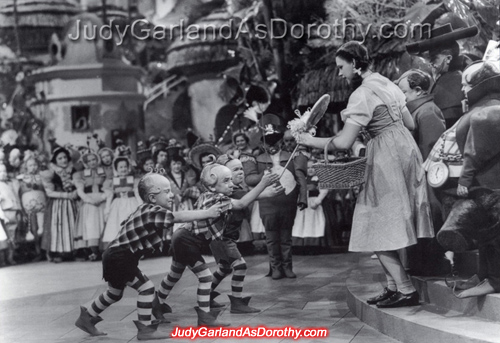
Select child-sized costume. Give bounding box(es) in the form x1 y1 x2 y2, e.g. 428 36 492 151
101 174 140 249
73 153 107 260
242 114 308 280
155 191 231 326
292 174 327 245
41 154 78 261
75 203 174 340
208 184 261 313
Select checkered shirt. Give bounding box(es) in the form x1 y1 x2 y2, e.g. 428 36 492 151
108 203 174 253
192 191 231 240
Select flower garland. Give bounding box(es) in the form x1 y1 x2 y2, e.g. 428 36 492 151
287 108 316 144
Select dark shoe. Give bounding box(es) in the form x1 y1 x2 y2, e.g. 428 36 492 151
75 306 107 336
376 291 420 308
152 293 172 323
210 291 225 308
194 306 230 327
228 295 261 314
367 287 396 305
133 320 170 340
271 269 284 280
283 268 296 279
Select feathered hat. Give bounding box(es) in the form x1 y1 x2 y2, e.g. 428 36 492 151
259 114 285 146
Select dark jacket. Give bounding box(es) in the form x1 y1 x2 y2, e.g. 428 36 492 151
431 70 464 129
406 94 446 160
456 76 500 190
241 150 307 215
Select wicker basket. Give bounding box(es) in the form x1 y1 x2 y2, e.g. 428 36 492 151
312 138 367 189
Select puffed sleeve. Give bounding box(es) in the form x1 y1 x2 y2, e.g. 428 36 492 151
40 170 66 199
340 87 373 127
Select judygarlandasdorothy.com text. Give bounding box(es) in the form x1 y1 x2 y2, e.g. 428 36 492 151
68 18 431 46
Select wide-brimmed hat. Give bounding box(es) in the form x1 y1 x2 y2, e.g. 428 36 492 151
150 139 168 155
166 146 182 159
189 143 222 170
406 23 478 55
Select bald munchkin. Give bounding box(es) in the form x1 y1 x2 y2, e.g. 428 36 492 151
138 173 170 202
200 164 231 190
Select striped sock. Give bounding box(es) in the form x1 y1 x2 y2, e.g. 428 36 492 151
231 259 247 298
158 261 186 304
88 285 124 317
211 263 232 291
127 273 155 325
189 263 212 312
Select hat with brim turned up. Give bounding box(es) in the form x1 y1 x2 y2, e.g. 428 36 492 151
189 143 222 170
406 23 479 55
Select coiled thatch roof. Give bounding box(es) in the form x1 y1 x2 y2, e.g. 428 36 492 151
0 0 81 28
165 9 239 76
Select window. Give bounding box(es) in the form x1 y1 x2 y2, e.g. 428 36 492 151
71 105 90 132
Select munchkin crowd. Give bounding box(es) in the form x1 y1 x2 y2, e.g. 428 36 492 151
0 19 500 341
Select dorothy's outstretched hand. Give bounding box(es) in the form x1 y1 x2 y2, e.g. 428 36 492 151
297 132 314 146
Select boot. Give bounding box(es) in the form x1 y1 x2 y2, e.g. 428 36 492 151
283 266 296 278
133 320 170 341
194 306 230 327
271 268 284 280
210 291 225 308
75 306 107 336
228 295 260 314
152 293 172 323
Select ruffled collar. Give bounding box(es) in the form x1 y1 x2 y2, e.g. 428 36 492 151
50 162 74 180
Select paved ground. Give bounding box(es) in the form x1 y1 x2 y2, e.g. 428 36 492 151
0 251 399 343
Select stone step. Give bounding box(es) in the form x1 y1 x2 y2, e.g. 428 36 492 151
347 254 500 343
412 275 500 323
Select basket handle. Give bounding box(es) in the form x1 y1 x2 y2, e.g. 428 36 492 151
323 137 336 164
323 136 351 164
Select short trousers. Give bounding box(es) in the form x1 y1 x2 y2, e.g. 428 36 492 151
102 246 141 288
169 228 208 267
210 239 242 265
